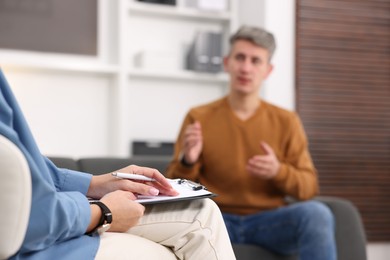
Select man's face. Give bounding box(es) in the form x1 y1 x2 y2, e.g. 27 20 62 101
224 39 273 95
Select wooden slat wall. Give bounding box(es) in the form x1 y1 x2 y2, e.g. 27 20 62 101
296 0 390 241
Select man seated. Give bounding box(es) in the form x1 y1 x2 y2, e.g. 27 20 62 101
167 26 336 260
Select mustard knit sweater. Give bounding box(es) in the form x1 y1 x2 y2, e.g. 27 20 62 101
167 96 319 215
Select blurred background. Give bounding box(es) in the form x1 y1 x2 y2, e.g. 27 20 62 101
0 0 389 259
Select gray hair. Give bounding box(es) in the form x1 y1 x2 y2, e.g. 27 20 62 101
229 25 276 60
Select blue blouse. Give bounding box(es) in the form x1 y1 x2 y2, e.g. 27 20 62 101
0 70 100 259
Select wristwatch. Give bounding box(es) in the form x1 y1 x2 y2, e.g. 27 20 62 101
89 200 112 234
179 152 195 167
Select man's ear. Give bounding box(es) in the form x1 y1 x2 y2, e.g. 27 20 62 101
223 56 229 72
264 63 274 79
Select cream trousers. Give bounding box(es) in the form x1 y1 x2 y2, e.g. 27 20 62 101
96 199 236 260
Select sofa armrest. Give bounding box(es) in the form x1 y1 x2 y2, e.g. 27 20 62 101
314 196 367 260
0 136 31 259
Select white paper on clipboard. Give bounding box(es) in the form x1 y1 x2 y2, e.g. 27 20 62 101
136 178 216 205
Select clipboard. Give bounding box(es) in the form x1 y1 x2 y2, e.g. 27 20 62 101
136 178 216 205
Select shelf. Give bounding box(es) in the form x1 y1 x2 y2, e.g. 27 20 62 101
128 2 231 22
2 62 119 75
0 50 118 74
128 68 229 83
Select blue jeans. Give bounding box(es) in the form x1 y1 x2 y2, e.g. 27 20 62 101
222 201 336 260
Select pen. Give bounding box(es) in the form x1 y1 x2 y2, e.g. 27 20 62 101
112 172 156 182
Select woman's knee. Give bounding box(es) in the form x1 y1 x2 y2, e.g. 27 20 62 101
202 198 220 212
197 199 223 219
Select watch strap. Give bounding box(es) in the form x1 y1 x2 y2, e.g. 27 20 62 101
89 200 112 234
179 152 195 168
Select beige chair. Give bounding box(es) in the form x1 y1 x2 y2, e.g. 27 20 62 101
0 135 31 259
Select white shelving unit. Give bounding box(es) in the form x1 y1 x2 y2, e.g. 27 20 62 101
123 0 237 77
128 0 233 21
128 68 229 82
0 0 238 157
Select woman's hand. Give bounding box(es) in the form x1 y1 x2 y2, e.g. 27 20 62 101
87 190 145 233
87 164 178 199
101 190 145 232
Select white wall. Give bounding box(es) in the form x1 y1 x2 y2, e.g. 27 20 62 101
367 243 390 260
239 0 296 111
3 68 114 157
262 0 296 111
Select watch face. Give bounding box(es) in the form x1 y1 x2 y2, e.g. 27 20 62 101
105 212 113 224
98 223 111 234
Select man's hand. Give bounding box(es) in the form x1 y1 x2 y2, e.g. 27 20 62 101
246 141 281 179
181 121 203 164
87 165 179 199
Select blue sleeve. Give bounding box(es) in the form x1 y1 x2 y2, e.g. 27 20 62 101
23 185 92 253
44 157 91 194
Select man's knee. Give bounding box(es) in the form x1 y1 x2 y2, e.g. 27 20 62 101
297 201 335 234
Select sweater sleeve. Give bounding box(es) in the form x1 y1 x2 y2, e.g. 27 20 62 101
271 113 319 200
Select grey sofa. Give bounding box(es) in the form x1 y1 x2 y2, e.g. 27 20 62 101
49 156 367 260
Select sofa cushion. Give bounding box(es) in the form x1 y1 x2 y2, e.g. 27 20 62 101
233 244 297 260
78 156 171 175
78 157 134 175
49 156 80 171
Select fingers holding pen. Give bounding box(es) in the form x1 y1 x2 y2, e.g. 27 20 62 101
114 165 179 197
